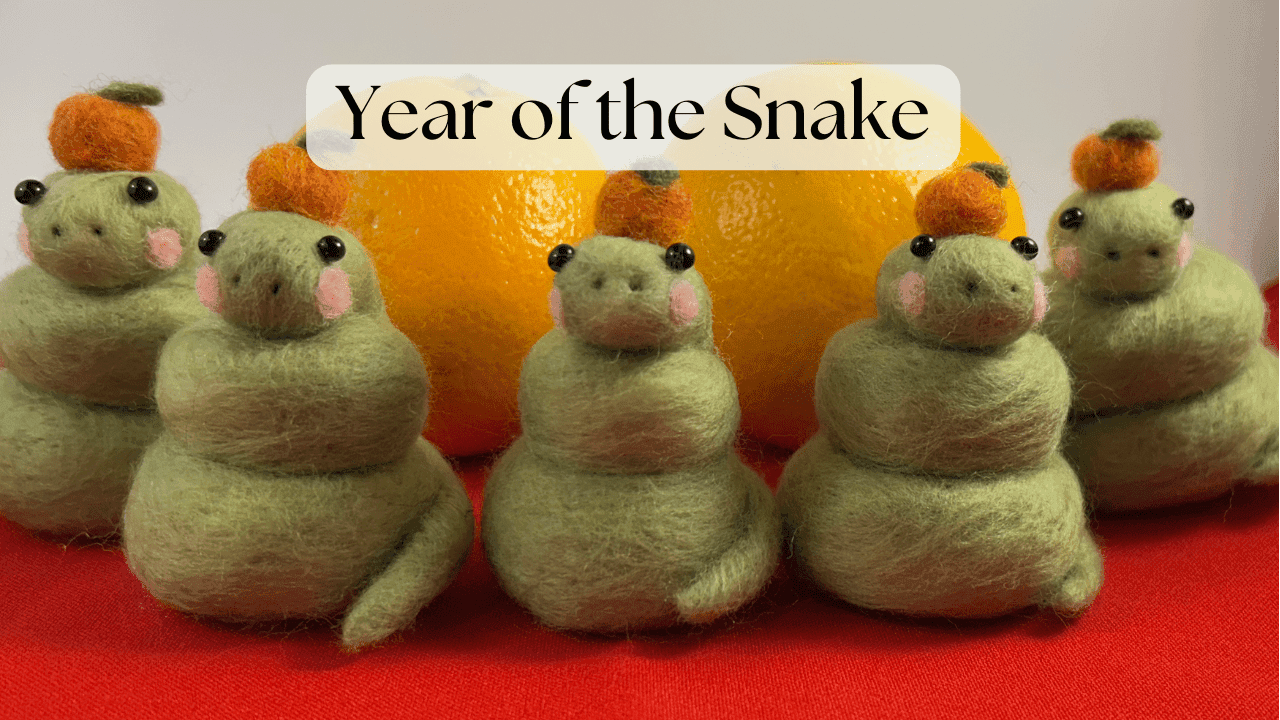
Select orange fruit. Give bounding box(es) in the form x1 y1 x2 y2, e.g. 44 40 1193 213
683 115 1026 449
307 77 606 457
343 170 605 457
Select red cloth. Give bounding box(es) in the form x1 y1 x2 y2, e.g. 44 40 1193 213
4 289 1278 719
1 446 1275 720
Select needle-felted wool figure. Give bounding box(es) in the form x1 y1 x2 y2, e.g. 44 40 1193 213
0 83 204 536
1041 119 1278 510
482 168 780 633
777 163 1104 619
121 140 473 651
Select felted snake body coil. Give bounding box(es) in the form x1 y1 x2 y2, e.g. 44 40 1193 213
483 172 779 632
778 164 1104 618
121 144 472 650
1041 119 1278 510
0 84 204 536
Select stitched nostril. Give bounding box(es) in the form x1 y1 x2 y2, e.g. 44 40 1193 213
51 226 61 237
1010 284 1019 293
1147 248 1161 258
1106 250 1120 261
92 226 103 236
232 274 241 287
592 276 604 290
965 281 978 295
271 283 281 296
628 277 644 292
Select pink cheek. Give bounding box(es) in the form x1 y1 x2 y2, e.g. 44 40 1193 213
898 271 926 317
146 228 183 270
669 280 700 326
195 265 222 314
1032 278 1048 325
548 287 563 327
17 224 33 262
1055 246 1081 279
315 267 353 320
1177 233 1193 268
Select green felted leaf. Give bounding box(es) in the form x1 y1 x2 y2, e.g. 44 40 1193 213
1098 118 1161 141
0 166 201 537
96 82 164 106
966 161 1009 188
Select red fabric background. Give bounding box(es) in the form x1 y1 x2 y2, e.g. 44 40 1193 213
2 288 1277 720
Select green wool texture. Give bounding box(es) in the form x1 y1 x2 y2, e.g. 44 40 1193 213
1043 183 1279 510
97 82 164 106
779 232 1103 618
157 313 426 474
636 169 680 187
1066 345 1278 509
817 320 1069 475
967 162 1010 188
207 211 383 338
0 265 205 409
1043 188 1265 411
483 234 780 633
122 210 471 650
782 433 1102 617
0 169 202 536
0 372 160 535
875 231 1044 349
125 435 470 642
1098 118 1161 141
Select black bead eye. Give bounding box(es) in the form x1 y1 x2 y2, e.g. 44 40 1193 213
1011 236 1038 260
126 176 159 204
14 179 46 205
198 230 225 256
1172 198 1194 220
909 234 935 259
664 243 695 271
548 244 574 272
1058 207 1084 230
317 235 346 263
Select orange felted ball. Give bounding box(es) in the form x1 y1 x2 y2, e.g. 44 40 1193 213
1070 119 1162 192
596 169 693 245
48 83 162 172
246 142 350 226
915 162 1009 238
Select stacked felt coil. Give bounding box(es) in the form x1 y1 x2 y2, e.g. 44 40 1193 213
778 163 1105 618
1041 119 1278 510
0 83 204 537
481 168 781 633
121 142 473 651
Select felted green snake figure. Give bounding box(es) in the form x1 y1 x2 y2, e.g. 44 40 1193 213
778 163 1104 619
482 170 780 633
1040 120 1278 510
121 142 473 651
0 83 205 536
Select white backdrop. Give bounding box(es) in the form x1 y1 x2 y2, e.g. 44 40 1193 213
0 0 1275 281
